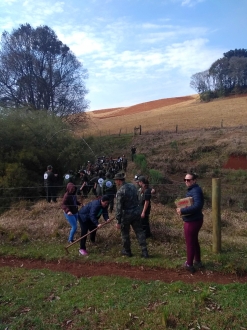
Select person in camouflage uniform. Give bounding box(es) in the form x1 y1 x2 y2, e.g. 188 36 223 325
113 172 149 258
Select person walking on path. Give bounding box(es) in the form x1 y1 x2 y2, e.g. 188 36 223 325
77 195 110 256
113 172 149 258
131 145 136 161
61 182 81 243
176 172 204 274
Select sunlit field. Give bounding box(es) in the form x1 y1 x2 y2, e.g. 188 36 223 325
81 94 247 136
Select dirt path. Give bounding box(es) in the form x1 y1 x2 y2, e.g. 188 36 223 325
1 256 246 284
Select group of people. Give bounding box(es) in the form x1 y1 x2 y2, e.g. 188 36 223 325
76 169 117 211
43 155 128 205
61 171 152 258
60 165 204 273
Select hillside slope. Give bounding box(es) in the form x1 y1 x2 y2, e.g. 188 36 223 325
80 94 247 136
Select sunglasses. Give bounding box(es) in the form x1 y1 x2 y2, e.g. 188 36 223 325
184 178 193 182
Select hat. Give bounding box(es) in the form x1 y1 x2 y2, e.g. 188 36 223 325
47 165 53 170
138 176 146 183
113 172 126 180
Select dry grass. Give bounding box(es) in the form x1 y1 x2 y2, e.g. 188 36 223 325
81 94 247 136
1 195 246 252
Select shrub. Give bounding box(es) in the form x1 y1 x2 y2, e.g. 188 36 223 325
148 169 163 184
134 154 147 173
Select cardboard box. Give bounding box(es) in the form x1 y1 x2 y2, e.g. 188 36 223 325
175 197 193 208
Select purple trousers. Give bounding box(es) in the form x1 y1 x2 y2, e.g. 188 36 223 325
184 219 203 266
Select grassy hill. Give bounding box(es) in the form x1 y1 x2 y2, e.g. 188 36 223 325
81 94 247 136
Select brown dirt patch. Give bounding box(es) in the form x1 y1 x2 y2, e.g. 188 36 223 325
92 96 195 119
223 155 247 170
1 256 246 284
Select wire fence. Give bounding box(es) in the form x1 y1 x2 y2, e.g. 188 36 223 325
83 122 247 138
1 180 247 212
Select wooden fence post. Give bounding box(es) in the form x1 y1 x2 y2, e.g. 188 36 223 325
212 178 221 253
139 125 142 135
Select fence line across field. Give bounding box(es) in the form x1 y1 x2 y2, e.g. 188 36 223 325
82 123 247 138
0 177 246 216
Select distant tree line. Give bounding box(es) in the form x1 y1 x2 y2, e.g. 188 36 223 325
190 49 247 101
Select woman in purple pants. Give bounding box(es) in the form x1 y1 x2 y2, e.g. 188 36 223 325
176 173 204 274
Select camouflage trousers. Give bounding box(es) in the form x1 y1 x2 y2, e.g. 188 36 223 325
120 214 147 253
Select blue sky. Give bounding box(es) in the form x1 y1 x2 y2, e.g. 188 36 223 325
0 0 246 111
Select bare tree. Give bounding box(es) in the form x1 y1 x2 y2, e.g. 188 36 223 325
190 70 212 93
0 24 89 117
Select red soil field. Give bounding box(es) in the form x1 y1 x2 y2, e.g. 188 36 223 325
92 96 194 119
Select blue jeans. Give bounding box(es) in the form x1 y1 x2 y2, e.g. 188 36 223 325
63 212 78 242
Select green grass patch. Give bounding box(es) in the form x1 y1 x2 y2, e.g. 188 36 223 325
1 267 247 329
134 154 147 173
149 169 163 184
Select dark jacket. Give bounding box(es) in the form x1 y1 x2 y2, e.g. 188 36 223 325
115 182 140 224
44 170 56 187
139 187 152 215
78 199 109 226
181 183 204 222
61 183 81 214
102 178 117 196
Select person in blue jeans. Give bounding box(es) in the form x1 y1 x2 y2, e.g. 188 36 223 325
61 182 81 243
176 172 204 274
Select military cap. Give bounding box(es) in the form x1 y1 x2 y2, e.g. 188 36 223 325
113 172 126 180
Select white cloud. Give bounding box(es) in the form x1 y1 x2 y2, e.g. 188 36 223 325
164 38 222 74
86 37 223 86
56 27 105 56
1 0 18 4
23 0 64 15
181 0 205 7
